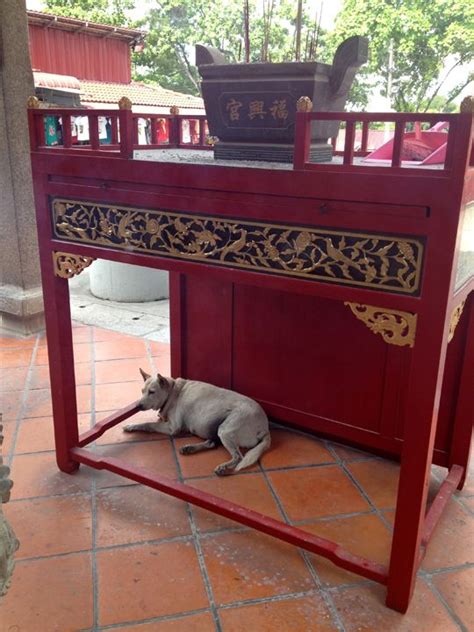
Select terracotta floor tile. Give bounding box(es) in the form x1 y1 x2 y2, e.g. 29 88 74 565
189 473 282 532
113 612 215 632
154 352 171 375
15 413 90 454
4 494 92 559
175 435 258 479
95 380 142 411
94 440 178 488
94 410 169 446
30 362 91 389
268 465 370 522
262 428 334 469
10 452 93 499
432 566 474 631
35 341 92 365
202 530 315 605
97 541 209 626
347 460 400 509
96 485 191 547
303 514 391 586
95 357 152 384
1 390 22 419
331 580 459 632
72 326 92 344
23 384 91 418
0 335 37 348
1 553 93 631
94 338 148 361
93 328 143 343
220 593 338 631
0 366 28 391
459 496 474 514
331 442 377 462
150 341 171 356
0 346 33 367
1 418 15 455
421 500 474 570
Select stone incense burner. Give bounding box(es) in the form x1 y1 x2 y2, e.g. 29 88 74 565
196 36 368 163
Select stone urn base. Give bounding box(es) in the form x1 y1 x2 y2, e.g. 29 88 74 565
214 140 333 163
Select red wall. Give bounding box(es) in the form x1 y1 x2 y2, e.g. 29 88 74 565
29 24 131 83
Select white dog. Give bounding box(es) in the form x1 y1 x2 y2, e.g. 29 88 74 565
124 370 271 476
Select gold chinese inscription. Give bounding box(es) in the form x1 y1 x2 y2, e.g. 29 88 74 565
224 95 291 125
226 98 243 121
448 300 466 343
53 252 95 279
52 199 424 294
345 303 417 348
269 99 289 120
248 100 267 120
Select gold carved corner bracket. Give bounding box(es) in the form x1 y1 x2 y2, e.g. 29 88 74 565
448 300 466 343
344 302 417 348
53 252 95 279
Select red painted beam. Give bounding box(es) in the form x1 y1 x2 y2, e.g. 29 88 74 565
420 464 464 559
77 402 140 447
70 446 389 584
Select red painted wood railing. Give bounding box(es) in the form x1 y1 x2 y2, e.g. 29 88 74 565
295 111 461 171
28 107 211 158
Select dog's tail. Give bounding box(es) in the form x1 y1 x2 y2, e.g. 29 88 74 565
235 432 271 472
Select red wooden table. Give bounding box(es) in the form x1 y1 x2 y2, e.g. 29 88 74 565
28 97 473 612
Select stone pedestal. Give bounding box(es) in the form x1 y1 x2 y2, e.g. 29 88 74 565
0 0 44 336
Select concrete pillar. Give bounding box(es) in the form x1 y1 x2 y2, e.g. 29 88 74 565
0 0 44 335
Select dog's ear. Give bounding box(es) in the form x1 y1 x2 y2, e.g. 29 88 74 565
139 368 151 382
157 373 166 387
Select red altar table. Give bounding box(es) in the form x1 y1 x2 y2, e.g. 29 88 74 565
28 96 473 613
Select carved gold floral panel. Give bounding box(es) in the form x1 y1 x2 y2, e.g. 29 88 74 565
52 198 424 294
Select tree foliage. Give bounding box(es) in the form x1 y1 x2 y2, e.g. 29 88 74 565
328 0 474 111
133 0 327 95
44 0 136 26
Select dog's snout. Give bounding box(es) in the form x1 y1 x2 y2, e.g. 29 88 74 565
137 402 144 411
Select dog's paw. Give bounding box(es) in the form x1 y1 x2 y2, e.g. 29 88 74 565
123 425 135 433
179 445 194 455
214 464 233 477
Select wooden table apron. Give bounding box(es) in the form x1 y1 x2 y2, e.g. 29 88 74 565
29 112 473 614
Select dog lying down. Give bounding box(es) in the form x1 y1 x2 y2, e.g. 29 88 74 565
124 369 271 476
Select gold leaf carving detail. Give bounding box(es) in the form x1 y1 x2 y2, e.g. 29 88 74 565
53 252 95 279
344 302 417 348
448 300 466 343
52 199 424 294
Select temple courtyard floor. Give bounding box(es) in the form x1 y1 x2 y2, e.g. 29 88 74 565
1 322 473 631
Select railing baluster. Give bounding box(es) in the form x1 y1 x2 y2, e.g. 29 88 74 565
361 120 369 153
343 120 356 165
293 112 311 169
391 120 405 167
89 115 100 149
111 116 119 144
62 114 72 148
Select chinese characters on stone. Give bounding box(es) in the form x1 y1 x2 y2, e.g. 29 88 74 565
225 98 289 122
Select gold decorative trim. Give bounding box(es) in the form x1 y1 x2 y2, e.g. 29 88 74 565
27 95 40 108
344 302 417 347
118 96 132 110
448 300 466 342
296 96 313 112
53 252 95 279
52 198 424 294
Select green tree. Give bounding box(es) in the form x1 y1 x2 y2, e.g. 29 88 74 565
44 0 136 27
328 0 474 112
133 0 328 95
